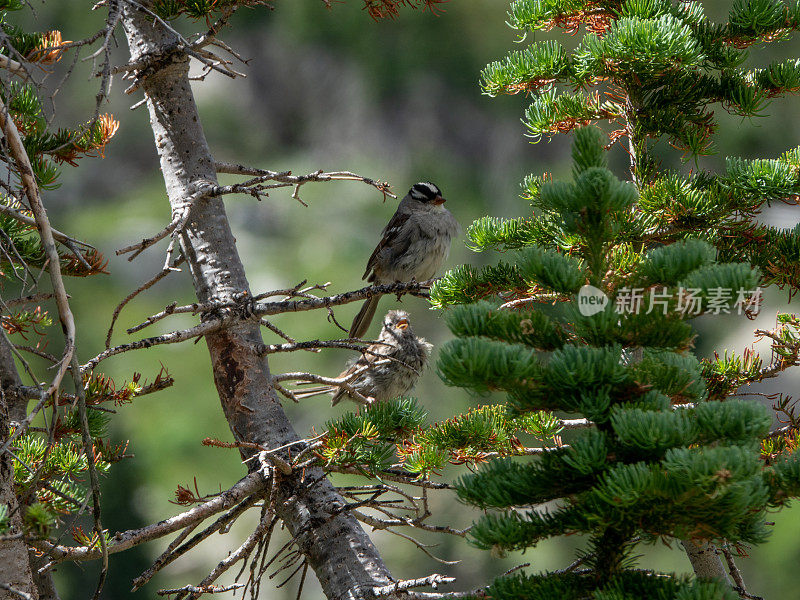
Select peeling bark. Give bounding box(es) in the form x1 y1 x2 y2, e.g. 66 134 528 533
120 4 397 598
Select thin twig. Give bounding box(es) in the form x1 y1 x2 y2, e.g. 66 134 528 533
723 544 763 600
119 0 243 83
215 162 395 202
115 207 187 259
70 350 110 600
157 584 244 596
105 256 185 347
260 319 319 353
351 508 468 538
0 200 95 250
327 466 454 489
256 338 373 355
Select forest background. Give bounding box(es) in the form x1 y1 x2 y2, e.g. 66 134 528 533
13 0 800 598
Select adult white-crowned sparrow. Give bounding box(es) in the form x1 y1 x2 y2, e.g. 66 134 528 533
348 181 459 339
296 310 432 405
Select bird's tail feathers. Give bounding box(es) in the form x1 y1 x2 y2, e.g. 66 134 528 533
330 389 348 406
292 386 336 400
349 296 381 339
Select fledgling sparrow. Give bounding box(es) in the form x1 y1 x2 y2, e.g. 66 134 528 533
296 310 432 405
348 182 459 339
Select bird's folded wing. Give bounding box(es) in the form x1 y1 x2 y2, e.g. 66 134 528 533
362 210 412 280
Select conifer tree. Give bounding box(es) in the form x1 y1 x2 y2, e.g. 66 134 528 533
426 0 800 593
432 126 800 599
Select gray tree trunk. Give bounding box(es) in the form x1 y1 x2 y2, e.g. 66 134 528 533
120 4 397 598
680 539 731 584
0 331 38 599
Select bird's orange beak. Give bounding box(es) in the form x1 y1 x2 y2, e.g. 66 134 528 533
432 195 446 205
396 319 409 330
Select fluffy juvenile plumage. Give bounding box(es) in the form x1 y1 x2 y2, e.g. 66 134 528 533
296 310 432 405
349 182 459 339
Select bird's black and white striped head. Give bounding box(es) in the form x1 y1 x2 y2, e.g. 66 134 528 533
409 182 445 205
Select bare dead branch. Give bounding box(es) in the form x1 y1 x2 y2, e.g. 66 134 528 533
115 206 188 259
132 522 200 591
273 381 301 403
132 492 264 591
253 279 432 316
403 589 487 599
189 7 240 55
372 574 456 596
497 294 563 310
0 90 113 597
82 280 433 371
215 162 395 202
82 319 220 371
351 508 468 538
256 338 372 355
34 471 267 565
85 0 122 121
260 318 321 354
752 318 800 382
13 344 59 363
118 0 244 86
186 48 245 79
157 583 244 596
70 349 113 598
722 543 763 600
127 280 331 336
380 526 458 565
256 449 293 476
179 481 278 600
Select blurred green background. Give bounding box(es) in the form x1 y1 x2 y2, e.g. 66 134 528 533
11 1 800 598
